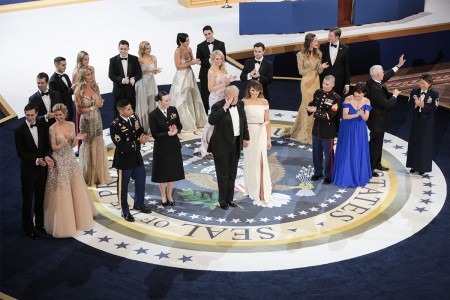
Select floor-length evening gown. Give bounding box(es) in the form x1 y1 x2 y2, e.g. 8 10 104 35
44 122 97 238
79 95 112 186
169 56 207 132
193 74 227 157
243 104 273 206
332 103 373 188
282 51 323 144
135 59 158 134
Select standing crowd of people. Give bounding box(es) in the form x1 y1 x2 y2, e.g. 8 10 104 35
15 25 439 240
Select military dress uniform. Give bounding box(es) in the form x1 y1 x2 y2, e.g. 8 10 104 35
307 89 340 182
110 113 149 218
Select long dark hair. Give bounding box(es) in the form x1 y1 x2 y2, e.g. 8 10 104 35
176 33 189 47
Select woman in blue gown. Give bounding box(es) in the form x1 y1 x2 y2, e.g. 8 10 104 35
332 82 372 188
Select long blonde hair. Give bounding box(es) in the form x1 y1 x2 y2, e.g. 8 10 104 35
210 50 227 74
138 41 150 57
76 66 99 97
76 50 89 69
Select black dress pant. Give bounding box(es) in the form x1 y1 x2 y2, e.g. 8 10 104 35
213 137 240 206
370 131 385 171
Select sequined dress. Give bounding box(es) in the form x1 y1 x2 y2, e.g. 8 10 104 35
44 122 97 238
282 52 323 144
135 59 158 134
169 55 207 131
79 95 112 186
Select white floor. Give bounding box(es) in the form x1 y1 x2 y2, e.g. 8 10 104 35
0 0 448 117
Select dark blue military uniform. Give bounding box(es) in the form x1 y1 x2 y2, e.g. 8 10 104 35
110 113 146 215
308 89 340 180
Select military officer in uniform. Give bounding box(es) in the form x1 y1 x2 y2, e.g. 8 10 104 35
307 75 340 184
110 100 151 222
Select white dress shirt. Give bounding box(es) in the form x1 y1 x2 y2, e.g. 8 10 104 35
229 106 240 136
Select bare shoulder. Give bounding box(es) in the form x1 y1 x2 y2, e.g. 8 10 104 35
344 95 353 103
364 97 371 105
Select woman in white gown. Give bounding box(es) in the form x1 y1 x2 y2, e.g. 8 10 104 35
194 50 236 157
243 80 273 206
169 33 207 132
135 41 160 134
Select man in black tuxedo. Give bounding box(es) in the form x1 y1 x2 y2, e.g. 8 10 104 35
15 103 54 239
29 72 61 127
208 85 250 210
110 100 151 222
49 57 76 121
196 25 227 113
367 55 405 177
319 27 350 133
240 42 273 102
319 27 351 97
109 40 142 118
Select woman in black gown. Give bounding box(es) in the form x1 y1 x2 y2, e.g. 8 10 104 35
149 91 185 206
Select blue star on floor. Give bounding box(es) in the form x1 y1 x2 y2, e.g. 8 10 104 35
423 190 435 196
273 113 283 117
134 247 149 255
179 255 193 263
420 199 432 205
115 242 129 249
155 252 170 259
83 229 97 236
423 182 434 187
384 139 392 143
393 145 404 150
415 207 427 213
98 235 112 243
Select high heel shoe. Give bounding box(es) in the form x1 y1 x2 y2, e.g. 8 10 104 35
161 198 168 207
167 197 175 206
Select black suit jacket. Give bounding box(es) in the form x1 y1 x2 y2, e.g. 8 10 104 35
196 39 226 81
319 42 350 95
15 121 51 175
240 58 273 100
49 73 73 119
207 99 250 155
366 69 397 132
110 113 145 170
108 54 142 98
28 89 61 124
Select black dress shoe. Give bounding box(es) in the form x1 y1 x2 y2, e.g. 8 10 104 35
410 168 416 173
133 206 152 213
311 175 323 181
219 203 229 210
228 202 237 207
323 178 332 184
419 172 425 175
372 172 379 177
121 213 135 222
168 200 175 206
161 200 168 207
36 226 46 233
375 165 389 171
28 232 39 240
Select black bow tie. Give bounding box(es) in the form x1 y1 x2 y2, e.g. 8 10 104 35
121 57 127 60
230 104 237 108
331 44 337 48
58 74 65 78
41 92 49 96
30 123 37 128
255 60 261 64
421 91 426 95
207 41 214 45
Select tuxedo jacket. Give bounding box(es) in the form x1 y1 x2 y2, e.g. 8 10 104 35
108 54 142 98
110 113 145 170
28 89 61 124
319 42 350 95
207 99 250 155
409 88 439 117
15 121 51 176
366 69 397 132
49 72 73 117
196 39 226 81
240 58 273 100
